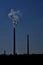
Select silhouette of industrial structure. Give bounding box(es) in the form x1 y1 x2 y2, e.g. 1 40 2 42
4 50 6 55
27 34 29 54
13 27 16 55
0 34 29 56
8 9 30 55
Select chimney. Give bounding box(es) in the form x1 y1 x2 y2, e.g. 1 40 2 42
27 34 29 54
13 27 16 55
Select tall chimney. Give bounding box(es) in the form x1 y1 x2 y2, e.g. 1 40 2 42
27 34 29 54
13 27 16 55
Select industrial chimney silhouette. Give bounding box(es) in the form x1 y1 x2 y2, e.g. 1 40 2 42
27 34 29 54
8 9 21 55
14 27 15 55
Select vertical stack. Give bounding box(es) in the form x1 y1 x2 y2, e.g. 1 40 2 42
14 27 15 55
27 34 29 54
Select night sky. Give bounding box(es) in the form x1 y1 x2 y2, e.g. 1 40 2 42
0 0 43 54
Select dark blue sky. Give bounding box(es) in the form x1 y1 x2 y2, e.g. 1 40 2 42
0 0 43 54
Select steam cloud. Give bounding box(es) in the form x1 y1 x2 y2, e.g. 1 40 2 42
8 9 21 25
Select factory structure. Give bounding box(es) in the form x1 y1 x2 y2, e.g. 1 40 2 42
13 34 29 55
27 34 29 54
8 9 29 55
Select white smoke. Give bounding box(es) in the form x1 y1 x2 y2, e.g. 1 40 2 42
8 9 21 25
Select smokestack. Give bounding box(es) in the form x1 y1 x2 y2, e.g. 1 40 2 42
8 9 22 55
13 27 16 55
27 34 29 54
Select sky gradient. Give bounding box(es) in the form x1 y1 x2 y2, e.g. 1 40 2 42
0 0 43 54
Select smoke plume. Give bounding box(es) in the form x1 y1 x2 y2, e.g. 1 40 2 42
8 9 21 25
